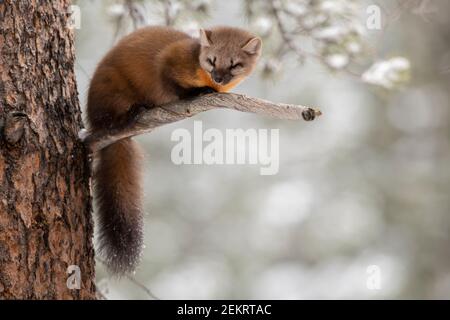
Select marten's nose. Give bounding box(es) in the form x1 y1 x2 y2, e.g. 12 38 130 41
212 71 224 84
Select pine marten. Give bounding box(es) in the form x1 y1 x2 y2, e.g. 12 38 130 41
86 26 262 275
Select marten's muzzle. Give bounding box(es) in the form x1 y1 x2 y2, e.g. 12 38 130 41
212 70 232 85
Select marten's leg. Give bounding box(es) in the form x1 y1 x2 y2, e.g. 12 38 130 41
125 103 155 124
180 86 217 100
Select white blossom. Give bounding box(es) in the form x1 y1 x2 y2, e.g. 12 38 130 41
252 17 273 37
312 26 349 41
301 13 328 29
346 41 362 54
325 54 349 69
362 57 411 89
107 4 126 18
181 20 201 37
319 0 356 14
285 1 308 17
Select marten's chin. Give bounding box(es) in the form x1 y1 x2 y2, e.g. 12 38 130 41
213 79 231 85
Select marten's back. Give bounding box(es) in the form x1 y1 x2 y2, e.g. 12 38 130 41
102 26 189 80
87 26 190 128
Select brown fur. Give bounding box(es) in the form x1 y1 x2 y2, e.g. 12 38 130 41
86 26 261 275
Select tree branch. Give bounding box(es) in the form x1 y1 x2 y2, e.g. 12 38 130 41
82 92 322 154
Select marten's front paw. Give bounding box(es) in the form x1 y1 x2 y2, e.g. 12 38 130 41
181 86 217 100
128 103 154 120
198 87 217 95
188 86 217 98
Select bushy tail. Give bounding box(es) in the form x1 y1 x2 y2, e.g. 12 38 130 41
94 138 144 275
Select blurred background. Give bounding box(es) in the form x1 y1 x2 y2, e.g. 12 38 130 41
74 0 450 299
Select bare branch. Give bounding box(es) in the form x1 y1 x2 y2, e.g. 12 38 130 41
96 258 159 300
124 275 160 300
83 93 322 154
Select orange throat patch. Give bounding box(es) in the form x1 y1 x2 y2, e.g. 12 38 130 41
196 69 243 93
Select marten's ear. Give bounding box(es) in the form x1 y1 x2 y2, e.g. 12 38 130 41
199 29 212 47
242 37 262 55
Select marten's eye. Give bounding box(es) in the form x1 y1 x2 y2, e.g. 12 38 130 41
230 62 243 70
207 57 216 67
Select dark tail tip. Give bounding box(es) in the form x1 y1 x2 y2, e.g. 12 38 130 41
97 213 144 275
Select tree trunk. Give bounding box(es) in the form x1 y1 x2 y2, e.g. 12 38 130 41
0 0 95 299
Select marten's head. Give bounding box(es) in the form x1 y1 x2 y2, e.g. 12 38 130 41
198 27 262 86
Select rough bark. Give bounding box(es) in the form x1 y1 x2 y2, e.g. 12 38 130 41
0 1 95 299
